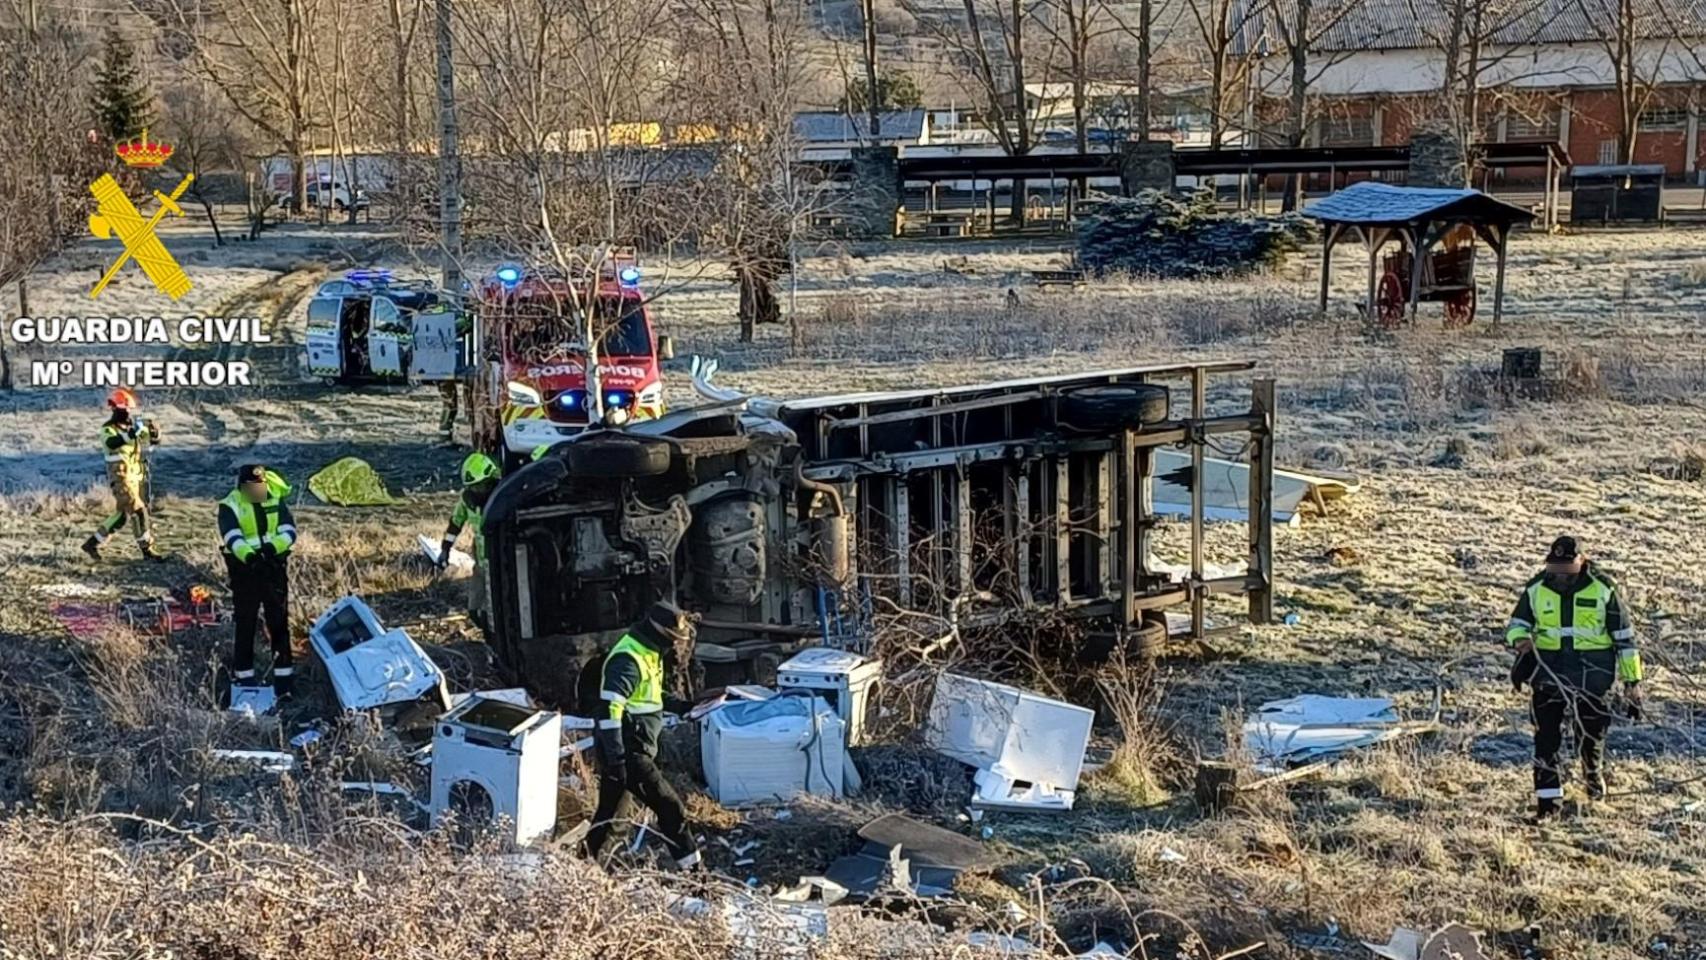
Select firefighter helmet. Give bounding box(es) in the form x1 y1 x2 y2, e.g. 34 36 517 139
460 452 500 487
107 388 137 410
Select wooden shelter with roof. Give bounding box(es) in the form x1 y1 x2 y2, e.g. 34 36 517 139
1305 182 1534 328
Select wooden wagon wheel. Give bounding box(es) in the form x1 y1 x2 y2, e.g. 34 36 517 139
1443 287 1477 329
1376 270 1407 328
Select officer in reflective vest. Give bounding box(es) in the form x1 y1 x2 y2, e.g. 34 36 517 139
436 452 500 624
218 465 298 698
83 389 161 561
1507 536 1643 817
584 601 702 870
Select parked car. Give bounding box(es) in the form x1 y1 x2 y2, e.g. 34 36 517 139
277 180 370 213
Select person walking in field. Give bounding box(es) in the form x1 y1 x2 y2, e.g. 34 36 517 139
584 601 702 870
82 388 162 561
218 465 298 699
1506 536 1643 819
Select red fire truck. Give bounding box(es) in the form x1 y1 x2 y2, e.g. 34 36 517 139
470 259 672 466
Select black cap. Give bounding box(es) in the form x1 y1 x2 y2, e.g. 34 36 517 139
237 464 266 485
644 600 692 644
1546 536 1579 564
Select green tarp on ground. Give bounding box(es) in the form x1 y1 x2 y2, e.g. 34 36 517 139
307 457 400 506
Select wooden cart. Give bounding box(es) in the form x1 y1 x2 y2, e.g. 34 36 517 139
1376 243 1477 329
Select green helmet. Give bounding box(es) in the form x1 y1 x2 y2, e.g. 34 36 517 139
460 452 500 487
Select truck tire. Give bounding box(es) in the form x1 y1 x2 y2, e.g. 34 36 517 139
567 434 671 478
1060 384 1170 431
1130 617 1168 660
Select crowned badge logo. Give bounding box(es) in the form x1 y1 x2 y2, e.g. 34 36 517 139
87 130 195 300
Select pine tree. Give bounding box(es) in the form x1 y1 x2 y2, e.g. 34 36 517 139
90 30 155 144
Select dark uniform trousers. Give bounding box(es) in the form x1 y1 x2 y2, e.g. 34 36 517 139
1529 650 1615 797
227 554 292 678
584 714 696 863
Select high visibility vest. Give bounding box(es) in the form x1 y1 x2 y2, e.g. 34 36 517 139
1522 576 1614 652
451 495 485 562
101 423 146 474
218 481 294 561
602 633 663 720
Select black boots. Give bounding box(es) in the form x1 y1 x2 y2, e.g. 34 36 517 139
81 536 101 559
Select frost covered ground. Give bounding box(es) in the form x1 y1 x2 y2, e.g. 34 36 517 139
2 219 1706 957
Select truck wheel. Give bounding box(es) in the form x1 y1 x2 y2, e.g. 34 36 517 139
1060 384 1170 431
1130 616 1168 659
567 434 671 478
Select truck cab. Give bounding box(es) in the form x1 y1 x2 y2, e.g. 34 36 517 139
304 270 468 385
472 262 671 465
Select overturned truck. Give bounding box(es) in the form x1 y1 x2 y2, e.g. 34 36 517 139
480 362 1277 707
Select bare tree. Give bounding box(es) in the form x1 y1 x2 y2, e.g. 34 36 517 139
909 0 1054 221
1258 0 1367 207
1034 0 1125 150
0 17 104 389
163 79 250 245
1184 0 1263 146
166 0 321 211
1404 0 1564 154
1575 0 1687 165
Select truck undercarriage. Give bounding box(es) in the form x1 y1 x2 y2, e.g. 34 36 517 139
479 362 1277 708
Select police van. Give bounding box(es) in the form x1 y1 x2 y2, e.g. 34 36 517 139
303 270 471 385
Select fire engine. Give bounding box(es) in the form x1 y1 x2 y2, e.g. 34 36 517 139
469 258 672 466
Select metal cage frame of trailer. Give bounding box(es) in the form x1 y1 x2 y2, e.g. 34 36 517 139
773 362 1276 639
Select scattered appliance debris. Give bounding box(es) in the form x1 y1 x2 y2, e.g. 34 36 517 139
1243 695 1398 768
925 673 1094 812
429 695 562 844
450 687 532 710
702 695 845 806
1152 449 1359 526
814 813 992 901
775 647 882 746
417 533 475 577
289 729 322 749
341 781 430 813
210 749 295 773
1365 924 1490 960
310 596 451 714
228 684 276 718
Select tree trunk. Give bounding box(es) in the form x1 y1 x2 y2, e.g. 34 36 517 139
737 264 779 342
861 0 881 138
201 196 223 246
1282 0 1310 212
1137 0 1152 141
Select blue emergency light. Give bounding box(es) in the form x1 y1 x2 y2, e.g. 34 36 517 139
617 266 641 287
605 391 629 408
495 265 523 286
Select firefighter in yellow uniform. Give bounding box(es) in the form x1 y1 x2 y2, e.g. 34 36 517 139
436 453 500 623
83 389 161 561
584 601 702 870
1507 536 1643 818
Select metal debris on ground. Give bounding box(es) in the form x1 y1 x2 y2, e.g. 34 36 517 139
310 596 451 714
210 749 295 773
1243 695 1399 769
925 673 1094 812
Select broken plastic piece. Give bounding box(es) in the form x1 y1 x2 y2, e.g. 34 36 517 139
418 533 475 577
211 749 294 773
228 684 276 718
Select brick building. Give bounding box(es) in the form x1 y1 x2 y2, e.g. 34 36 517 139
1236 0 1706 179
